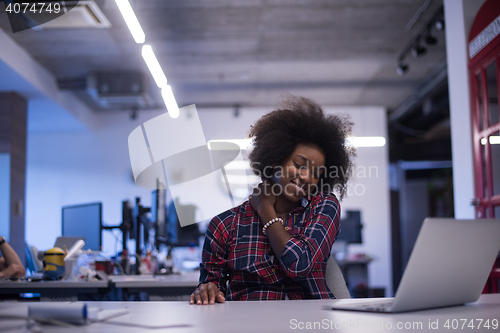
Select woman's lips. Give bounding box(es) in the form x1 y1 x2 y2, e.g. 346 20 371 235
290 181 305 195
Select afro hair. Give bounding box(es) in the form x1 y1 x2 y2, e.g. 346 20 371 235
248 95 356 199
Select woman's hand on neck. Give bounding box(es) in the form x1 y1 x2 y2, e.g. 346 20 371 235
248 180 277 217
273 194 300 216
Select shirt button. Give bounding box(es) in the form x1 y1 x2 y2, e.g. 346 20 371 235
281 285 286 289
272 268 276 273
285 227 290 230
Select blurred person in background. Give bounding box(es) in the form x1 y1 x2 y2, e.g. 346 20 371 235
0 234 26 277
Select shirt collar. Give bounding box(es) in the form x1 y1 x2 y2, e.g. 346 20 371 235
244 196 312 216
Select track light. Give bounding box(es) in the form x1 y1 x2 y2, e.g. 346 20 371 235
435 19 444 31
142 45 168 88
397 63 409 76
161 85 179 118
396 6 443 77
424 33 437 46
411 43 427 57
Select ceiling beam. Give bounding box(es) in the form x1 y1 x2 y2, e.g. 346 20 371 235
0 27 97 131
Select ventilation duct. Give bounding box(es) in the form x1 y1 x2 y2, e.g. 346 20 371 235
27 1 111 29
86 72 153 109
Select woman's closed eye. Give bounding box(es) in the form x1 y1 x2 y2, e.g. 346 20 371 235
294 161 321 178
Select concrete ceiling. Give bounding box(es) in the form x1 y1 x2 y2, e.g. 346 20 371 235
0 0 447 111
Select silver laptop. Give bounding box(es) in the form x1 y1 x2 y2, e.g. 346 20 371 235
327 218 500 313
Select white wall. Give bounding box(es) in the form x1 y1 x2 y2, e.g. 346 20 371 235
327 107 391 296
0 154 9 239
26 105 390 294
26 110 161 254
444 0 486 219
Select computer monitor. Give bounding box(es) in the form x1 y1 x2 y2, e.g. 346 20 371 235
165 199 200 247
337 210 363 244
151 189 166 239
122 200 133 240
62 202 102 251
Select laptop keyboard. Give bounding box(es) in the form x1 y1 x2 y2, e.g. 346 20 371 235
357 301 393 312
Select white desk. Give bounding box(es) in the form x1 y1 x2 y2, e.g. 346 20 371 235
0 279 109 301
109 271 199 288
0 273 199 301
109 272 199 300
1 294 499 332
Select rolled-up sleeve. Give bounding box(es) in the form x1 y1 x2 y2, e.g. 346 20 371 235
279 195 340 279
199 213 232 293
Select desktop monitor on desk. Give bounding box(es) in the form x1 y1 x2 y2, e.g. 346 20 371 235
151 188 166 241
332 210 363 257
62 202 102 251
152 193 201 248
337 210 363 244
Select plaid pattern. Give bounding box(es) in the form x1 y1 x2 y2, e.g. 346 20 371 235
199 192 341 301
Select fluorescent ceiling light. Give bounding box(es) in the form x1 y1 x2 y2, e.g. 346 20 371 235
208 137 386 150
232 188 251 199
481 136 500 145
346 136 386 147
222 174 260 185
142 45 168 88
223 160 252 171
115 0 145 44
207 139 253 150
161 85 179 118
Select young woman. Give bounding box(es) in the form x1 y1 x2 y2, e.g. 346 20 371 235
190 95 355 304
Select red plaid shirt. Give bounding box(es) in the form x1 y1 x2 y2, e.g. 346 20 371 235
199 192 341 300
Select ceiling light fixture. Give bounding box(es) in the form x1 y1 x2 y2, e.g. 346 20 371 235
115 0 182 120
346 136 386 148
396 6 443 76
222 160 252 171
115 0 145 44
397 62 409 76
411 43 427 57
142 45 168 88
223 174 260 185
208 137 386 150
481 136 500 145
435 20 444 31
424 33 438 46
161 85 179 118
207 139 253 150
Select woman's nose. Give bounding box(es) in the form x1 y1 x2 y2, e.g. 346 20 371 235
299 168 311 182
